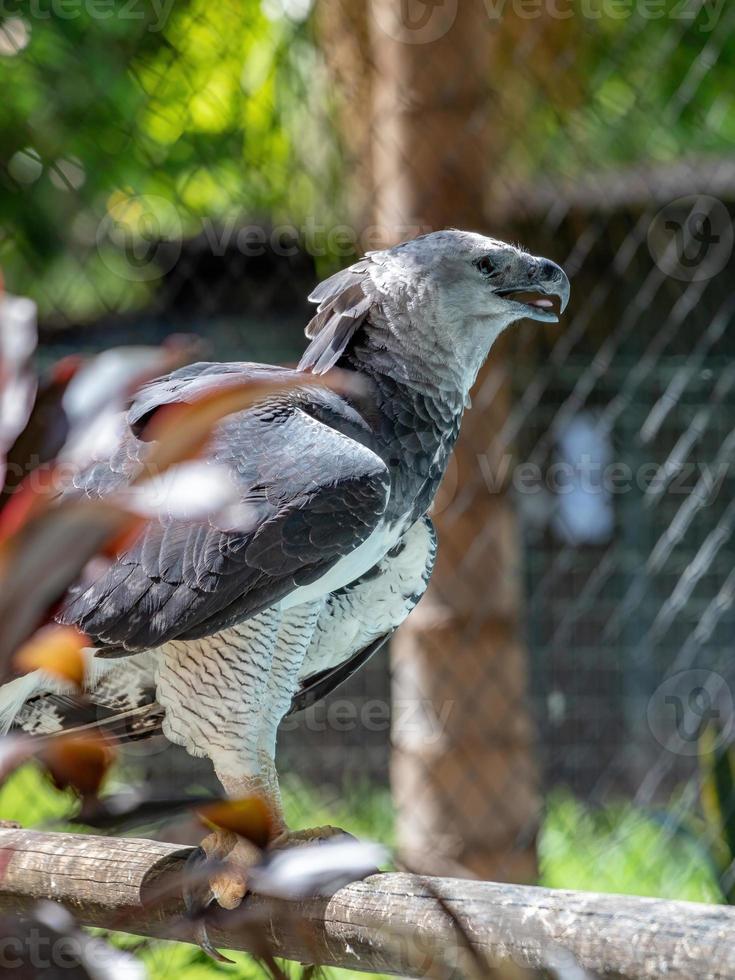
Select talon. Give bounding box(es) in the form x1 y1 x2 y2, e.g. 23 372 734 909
184 829 261 913
196 921 236 965
183 847 232 962
269 825 355 850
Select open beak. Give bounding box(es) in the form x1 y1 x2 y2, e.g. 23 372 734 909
495 258 570 324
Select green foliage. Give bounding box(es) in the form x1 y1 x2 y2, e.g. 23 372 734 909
501 2 735 179
3 1 733 318
539 790 722 903
0 760 78 826
282 775 395 845
0 0 338 318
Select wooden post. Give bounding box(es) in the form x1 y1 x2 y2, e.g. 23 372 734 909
369 0 493 240
315 1 375 235
1 828 735 979
364 1 541 880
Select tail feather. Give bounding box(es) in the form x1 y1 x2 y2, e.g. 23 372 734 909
0 671 74 736
0 649 160 741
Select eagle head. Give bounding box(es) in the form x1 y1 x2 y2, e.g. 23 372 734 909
301 229 570 390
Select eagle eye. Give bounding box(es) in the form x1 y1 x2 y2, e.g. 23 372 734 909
476 256 496 277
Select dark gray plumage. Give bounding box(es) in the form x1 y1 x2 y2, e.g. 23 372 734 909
61 369 390 650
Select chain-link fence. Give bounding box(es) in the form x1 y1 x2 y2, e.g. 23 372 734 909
3 0 735 944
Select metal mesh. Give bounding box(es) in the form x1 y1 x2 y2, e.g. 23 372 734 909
3 0 735 917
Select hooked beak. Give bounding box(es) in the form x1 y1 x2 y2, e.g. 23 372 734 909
495 257 570 324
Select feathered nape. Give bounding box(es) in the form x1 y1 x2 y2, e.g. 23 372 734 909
298 261 375 375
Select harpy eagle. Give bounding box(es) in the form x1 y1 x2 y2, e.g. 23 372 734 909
0 230 569 908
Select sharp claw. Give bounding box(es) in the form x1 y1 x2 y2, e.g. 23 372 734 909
183 847 236 964
196 921 236 965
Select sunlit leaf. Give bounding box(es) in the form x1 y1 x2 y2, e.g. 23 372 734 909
14 625 88 687
119 461 238 522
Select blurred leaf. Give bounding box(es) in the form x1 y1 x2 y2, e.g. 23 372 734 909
119 461 238 523
40 732 116 798
76 789 216 832
138 374 307 474
0 356 82 509
699 724 735 903
0 293 37 476
0 498 134 675
250 838 387 900
197 796 272 848
0 736 36 788
14 624 87 686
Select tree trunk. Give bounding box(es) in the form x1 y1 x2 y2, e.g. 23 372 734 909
315 0 375 237
366 0 541 881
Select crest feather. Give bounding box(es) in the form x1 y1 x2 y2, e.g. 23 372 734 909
299 261 374 375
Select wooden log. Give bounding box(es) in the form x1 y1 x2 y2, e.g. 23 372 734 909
0 828 735 979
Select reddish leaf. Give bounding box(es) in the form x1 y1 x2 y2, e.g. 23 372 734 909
40 733 116 797
0 499 134 676
0 357 84 509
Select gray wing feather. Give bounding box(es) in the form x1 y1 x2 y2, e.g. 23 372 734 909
59 367 390 652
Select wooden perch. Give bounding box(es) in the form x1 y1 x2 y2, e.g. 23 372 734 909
0 827 734 978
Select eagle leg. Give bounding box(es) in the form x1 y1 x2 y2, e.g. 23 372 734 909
269 825 355 849
182 829 262 962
